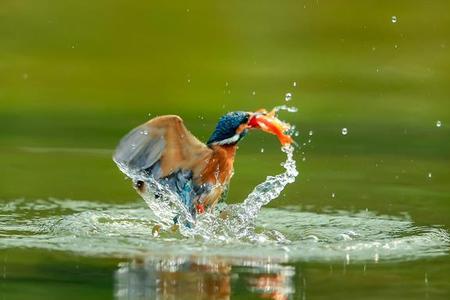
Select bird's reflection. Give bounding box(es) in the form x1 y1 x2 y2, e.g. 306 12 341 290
115 255 295 300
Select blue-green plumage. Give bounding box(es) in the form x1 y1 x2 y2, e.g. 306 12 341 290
207 111 250 145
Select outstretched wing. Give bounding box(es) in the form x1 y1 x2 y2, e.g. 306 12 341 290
113 115 212 180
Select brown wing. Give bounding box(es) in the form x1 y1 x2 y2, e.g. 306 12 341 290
113 115 212 179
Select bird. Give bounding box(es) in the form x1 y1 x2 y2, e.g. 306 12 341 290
113 109 293 223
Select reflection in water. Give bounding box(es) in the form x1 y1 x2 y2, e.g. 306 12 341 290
115 256 295 300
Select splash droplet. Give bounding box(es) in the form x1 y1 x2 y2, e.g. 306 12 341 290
285 93 292 101
309 130 313 136
341 128 348 135
260 148 264 153
391 16 397 23
436 120 442 127
331 193 335 198
252 91 256 96
428 172 432 179
293 82 297 87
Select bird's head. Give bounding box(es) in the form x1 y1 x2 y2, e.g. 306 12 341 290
207 109 293 147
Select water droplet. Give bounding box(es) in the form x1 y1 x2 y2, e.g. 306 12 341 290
186 8 190 13
274 105 298 113
152 226 160 237
225 81 229 87
294 131 299 137
309 130 313 136
394 44 398 49
340 233 351 241
260 148 264 153
285 93 292 101
331 193 335 198
293 81 297 87
391 16 397 23
148 113 152 117
436 120 442 127
341 128 348 135
428 172 432 179
305 235 319 242
187 79 191 83
252 91 256 96
302 157 306 161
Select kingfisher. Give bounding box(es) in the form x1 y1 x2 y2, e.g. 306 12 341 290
113 108 293 221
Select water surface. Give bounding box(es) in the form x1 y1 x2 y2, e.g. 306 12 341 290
1 0 450 299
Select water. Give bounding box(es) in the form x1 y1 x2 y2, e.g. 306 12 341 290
1 140 448 263
1 0 450 299
1 198 448 262
285 93 292 101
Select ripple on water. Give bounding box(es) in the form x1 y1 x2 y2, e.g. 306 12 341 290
0 198 448 263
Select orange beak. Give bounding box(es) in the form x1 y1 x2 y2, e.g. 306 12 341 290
248 108 293 146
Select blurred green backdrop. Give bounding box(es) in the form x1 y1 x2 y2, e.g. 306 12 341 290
1 1 450 299
1 0 449 224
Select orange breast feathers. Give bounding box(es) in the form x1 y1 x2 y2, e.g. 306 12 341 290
196 145 237 208
199 144 237 185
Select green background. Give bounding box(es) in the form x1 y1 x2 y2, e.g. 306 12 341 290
1 0 449 299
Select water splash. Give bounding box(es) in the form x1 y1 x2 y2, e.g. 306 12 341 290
224 145 298 235
1 198 448 263
132 143 298 241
